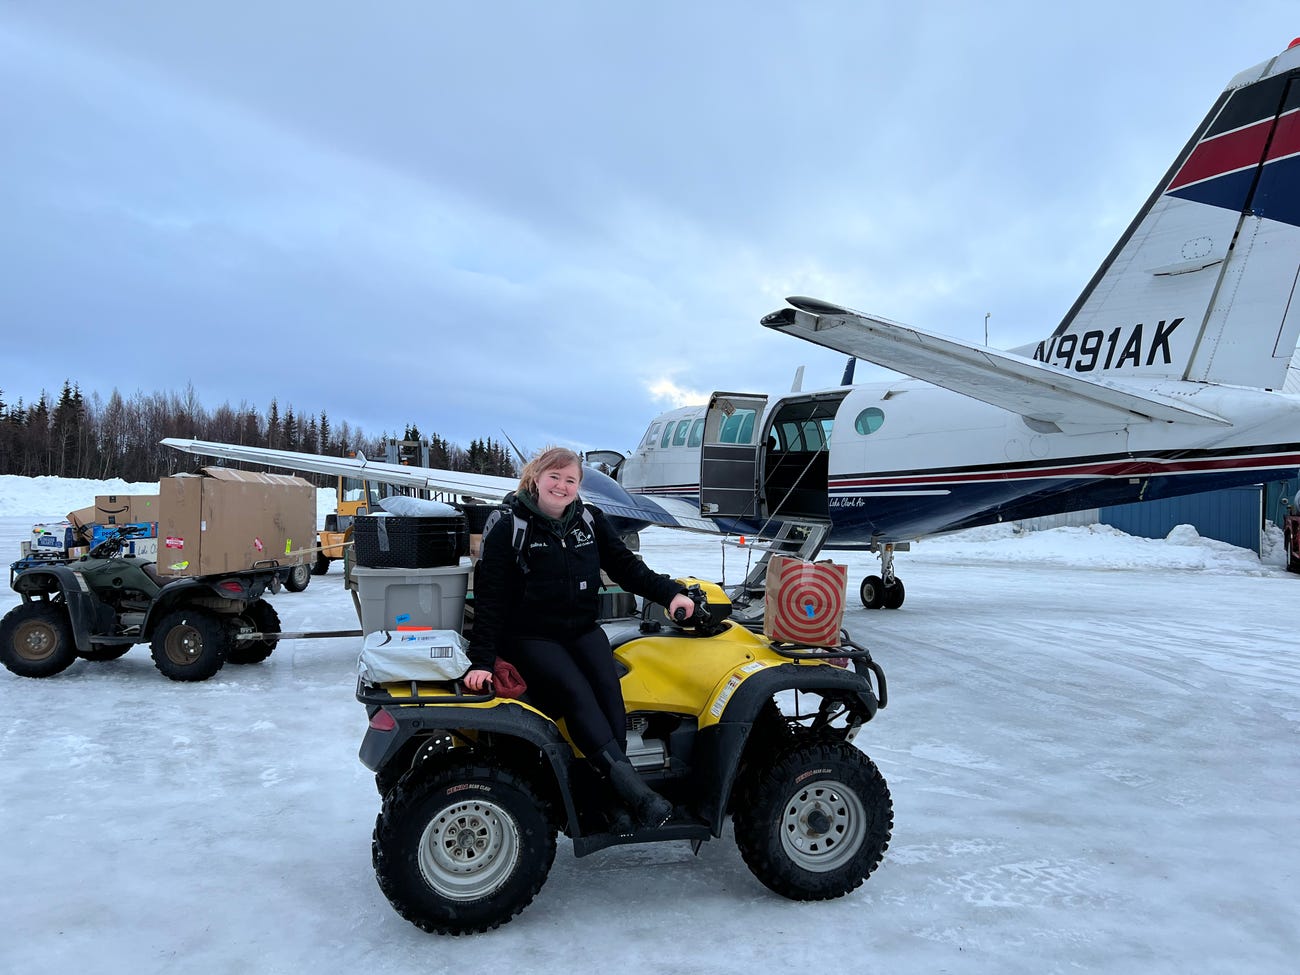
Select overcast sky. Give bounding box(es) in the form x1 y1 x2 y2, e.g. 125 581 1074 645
2 2 1296 456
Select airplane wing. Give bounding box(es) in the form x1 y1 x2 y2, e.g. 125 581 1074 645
161 438 722 536
762 297 1230 428
162 438 518 499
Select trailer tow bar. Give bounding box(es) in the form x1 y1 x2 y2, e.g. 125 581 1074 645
235 629 363 642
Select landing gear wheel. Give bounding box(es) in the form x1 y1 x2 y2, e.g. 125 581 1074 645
0 603 78 678
859 575 885 609
312 551 331 576
150 609 230 682
373 762 557 934
734 741 892 901
80 645 132 662
227 598 281 665
284 564 311 592
882 578 905 609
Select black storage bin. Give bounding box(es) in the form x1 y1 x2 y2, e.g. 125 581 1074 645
353 514 469 568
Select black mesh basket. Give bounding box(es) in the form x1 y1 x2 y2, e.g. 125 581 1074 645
353 514 468 568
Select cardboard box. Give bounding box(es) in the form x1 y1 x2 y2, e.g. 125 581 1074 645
763 555 848 647
31 521 79 554
127 538 157 560
157 467 316 577
66 506 97 541
91 523 159 545
95 494 161 526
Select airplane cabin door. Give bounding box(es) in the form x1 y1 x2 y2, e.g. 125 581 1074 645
699 392 768 518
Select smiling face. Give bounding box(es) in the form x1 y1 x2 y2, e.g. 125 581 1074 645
533 461 582 519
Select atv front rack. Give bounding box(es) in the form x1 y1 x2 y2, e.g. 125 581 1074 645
766 635 888 709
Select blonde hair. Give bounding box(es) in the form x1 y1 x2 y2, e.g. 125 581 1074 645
518 446 584 496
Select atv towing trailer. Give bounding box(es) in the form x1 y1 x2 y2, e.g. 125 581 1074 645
356 584 892 935
1 524 332 682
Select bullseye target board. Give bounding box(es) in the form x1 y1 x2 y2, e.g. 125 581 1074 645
762 556 848 646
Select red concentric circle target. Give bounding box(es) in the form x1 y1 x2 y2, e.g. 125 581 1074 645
769 565 846 644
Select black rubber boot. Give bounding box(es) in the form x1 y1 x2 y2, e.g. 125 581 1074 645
596 744 672 828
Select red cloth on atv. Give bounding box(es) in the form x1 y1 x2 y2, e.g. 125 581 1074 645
493 659 528 699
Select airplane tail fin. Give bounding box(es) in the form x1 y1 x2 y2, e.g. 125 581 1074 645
840 356 856 386
1038 40 1300 391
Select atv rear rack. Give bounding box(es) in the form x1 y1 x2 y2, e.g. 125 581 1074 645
355 677 494 707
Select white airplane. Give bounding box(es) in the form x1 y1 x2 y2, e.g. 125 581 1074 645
164 38 1300 612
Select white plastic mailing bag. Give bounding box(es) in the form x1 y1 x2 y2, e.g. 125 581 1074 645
358 629 472 683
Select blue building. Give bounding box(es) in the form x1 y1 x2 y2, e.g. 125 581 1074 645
1096 476 1300 556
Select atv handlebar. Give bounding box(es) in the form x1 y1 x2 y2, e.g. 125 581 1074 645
670 585 725 635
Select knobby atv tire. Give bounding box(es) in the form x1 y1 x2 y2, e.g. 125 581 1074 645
373 760 556 935
150 609 230 682
227 598 281 665
734 740 892 901
0 603 78 678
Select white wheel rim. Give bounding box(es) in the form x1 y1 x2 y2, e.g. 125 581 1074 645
779 778 867 872
418 799 519 900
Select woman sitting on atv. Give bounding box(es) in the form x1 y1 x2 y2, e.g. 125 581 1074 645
464 446 694 827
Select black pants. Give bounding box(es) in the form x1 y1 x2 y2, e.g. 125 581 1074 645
509 627 625 758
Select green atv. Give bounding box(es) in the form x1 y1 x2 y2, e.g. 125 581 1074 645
2 524 291 682
356 580 892 934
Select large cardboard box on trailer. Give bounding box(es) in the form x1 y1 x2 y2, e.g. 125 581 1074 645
156 467 315 577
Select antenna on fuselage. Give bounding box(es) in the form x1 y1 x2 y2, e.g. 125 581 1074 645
791 366 805 392
840 357 856 385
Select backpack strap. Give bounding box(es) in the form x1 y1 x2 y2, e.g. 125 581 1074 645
480 505 528 574
481 504 594 577
509 513 530 575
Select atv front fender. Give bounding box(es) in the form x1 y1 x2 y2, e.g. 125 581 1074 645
11 564 112 654
694 663 882 835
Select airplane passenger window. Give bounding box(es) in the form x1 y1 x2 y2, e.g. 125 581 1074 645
688 418 704 448
673 421 690 446
720 409 756 444
660 422 677 448
855 407 885 435
804 418 832 449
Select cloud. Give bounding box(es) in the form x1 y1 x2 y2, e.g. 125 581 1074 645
1 2 1297 454
646 378 707 408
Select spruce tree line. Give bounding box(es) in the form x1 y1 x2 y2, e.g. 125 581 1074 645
0 382 518 484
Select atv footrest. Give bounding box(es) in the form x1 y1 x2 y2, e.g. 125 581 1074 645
572 818 712 858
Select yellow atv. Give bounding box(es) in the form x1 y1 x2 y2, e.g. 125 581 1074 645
355 581 891 934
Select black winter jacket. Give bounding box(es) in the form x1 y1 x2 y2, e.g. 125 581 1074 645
467 494 685 669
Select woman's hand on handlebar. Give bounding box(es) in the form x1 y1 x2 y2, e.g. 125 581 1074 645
463 668 494 692
668 593 695 622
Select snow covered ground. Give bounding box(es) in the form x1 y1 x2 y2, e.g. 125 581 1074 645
1 475 1297 974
